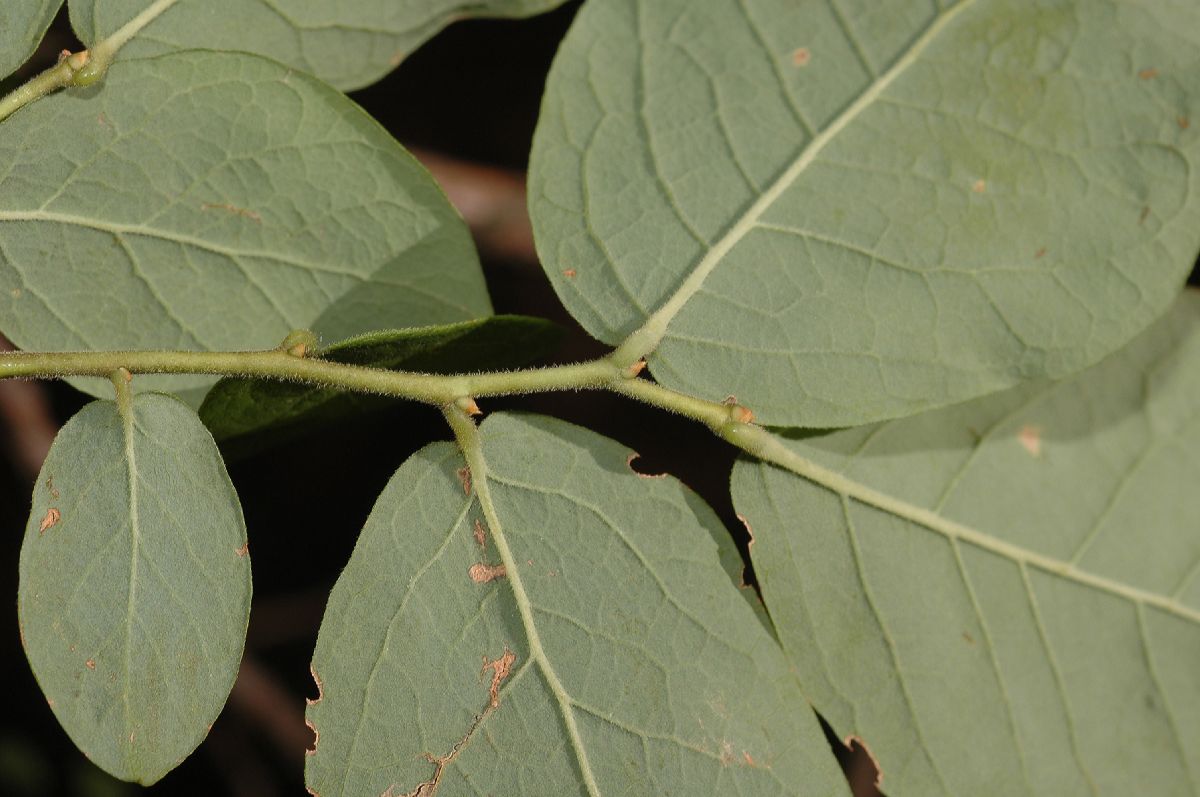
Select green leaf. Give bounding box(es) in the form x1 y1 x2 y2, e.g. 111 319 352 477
529 0 1200 427
0 2 62 80
0 50 490 404
306 413 847 796
731 291 1200 795
69 0 570 91
198 315 562 451
18 391 251 785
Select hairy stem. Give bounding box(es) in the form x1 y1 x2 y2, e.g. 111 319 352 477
0 0 181 122
0 52 93 123
0 347 627 404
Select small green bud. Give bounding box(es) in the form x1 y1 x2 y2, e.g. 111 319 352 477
71 59 106 87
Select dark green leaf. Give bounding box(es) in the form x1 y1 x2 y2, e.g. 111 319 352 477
198 315 562 451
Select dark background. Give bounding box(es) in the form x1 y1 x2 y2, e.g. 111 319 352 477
1 4 1197 795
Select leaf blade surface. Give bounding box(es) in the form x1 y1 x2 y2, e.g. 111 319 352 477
732 291 1200 795
530 0 1200 426
18 392 252 785
0 1 62 80
69 0 570 90
305 413 847 796
0 50 489 402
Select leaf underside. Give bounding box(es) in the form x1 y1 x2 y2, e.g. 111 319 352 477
0 50 490 404
18 392 251 785
69 0 570 90
0 1 62 81
732 291 1200 795
530 0 1200 427
306 413 848 796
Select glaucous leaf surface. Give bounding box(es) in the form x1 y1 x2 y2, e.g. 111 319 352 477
530 0 1200 427
69 0 569 90
0 50 489 402
732 291 1200 795
18 392 251 785
199 315 562 451
306 414 846 796
0 1 62 80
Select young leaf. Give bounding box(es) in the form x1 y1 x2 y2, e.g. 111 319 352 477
731 291 1200 795
68 0 570 91
198 315 562 451
0 50 490 403
0 1 62 81
18 391 252 785
529 0 1200 427
306 413 847 796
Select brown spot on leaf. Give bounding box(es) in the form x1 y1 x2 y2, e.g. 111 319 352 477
457 466 471 496
1034 247 1046 259
395 645 516 797
1138 67 1159 80
201 202 262 222
46 475 60 499
85 659 95 670
472 519 487 549
235 542 249 557
562 268 577 278
1180 116 1191 130
469 563 506 583
971 178 986 193
1018 424 1042 457
39 507 61 534
389 51 405 67
962 630 975 645
792 47 810 67
1140 205 1151 224
481 647 516 709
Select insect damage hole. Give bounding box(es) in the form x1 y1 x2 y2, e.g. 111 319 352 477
626 452 669 479
844 734 883 791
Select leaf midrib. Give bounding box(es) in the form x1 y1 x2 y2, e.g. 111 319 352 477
455 422 603 796
758 435 1200 627
617 0 976 361
116 390 142 772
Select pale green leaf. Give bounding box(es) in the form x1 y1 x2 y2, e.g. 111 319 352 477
0 50 490 403
0 1 62 80
18 391 251 785
731 291 1200 795
306 413 847 796
529 0 1200 427
198 315 562 452
69 0 570 91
